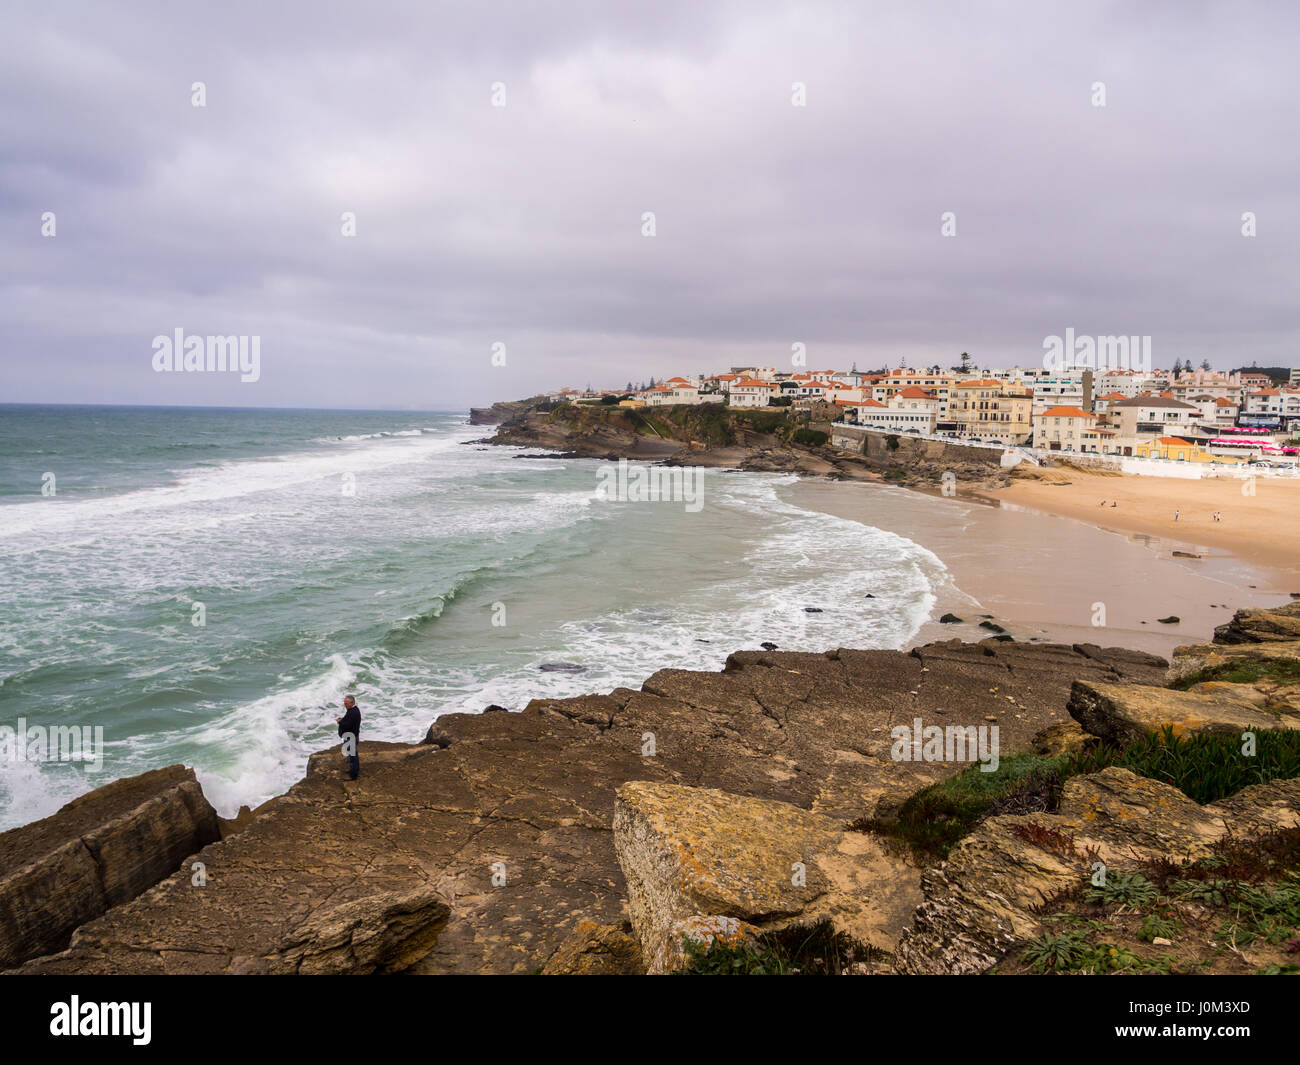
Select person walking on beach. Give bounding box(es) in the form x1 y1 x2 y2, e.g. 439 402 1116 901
1174 509 1179 521
336 694 361 780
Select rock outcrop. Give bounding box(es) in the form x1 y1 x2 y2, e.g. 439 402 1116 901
1211 600 1300 644
540 919 644 975
0 765 220 969
895 768 1300 974
242 884 450 975
1167 637 1300 684
8 639 1162 975
1067 679 1300 745
614 781 921 972
483 397 1014 489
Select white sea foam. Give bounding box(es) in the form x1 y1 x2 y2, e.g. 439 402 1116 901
0 427 956 828
0 428 481 545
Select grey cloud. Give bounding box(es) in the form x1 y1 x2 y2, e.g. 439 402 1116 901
1 0 1297 409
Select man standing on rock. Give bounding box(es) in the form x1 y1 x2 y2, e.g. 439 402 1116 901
336 694 361 780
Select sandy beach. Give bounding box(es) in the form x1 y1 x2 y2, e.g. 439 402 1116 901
785 476 1298 659
986 468 1300 581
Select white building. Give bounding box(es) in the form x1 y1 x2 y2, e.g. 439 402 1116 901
644 385 720 406
728 379 776 407
1244 388 1300 422
1094 369 1169 398
849 406 937 434
1108 396 1202 438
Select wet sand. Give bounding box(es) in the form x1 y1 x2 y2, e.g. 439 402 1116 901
784 478 1298 660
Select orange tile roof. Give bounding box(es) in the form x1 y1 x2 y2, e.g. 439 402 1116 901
1037 405 1096 419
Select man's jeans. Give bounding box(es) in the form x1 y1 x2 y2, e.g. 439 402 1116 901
342 734 359 780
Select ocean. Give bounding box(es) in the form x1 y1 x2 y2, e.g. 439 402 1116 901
0 404 952 829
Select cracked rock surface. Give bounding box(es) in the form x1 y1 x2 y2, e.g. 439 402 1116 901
7 639 1163 974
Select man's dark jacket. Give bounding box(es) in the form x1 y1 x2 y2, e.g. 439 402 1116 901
338 704 361 740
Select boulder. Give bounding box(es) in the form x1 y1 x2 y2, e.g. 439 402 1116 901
1030 721 1089 757
249 884 450 974
541 919 644 975
1212 601 1300 644
1167 639 1300 684
612 781 921 973
0 765 219 969
1067 680 1300 746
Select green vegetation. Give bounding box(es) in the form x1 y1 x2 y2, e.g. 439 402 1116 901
1017 829 1300 975
729 408 789 435
536 399 828 451
792 427 829 447
886 434 900 450
860 728 1300 859
1169 657 1300 690
678 919 878 975
1100 727 1300 804
854 753 1062 858
1087 870 1159 908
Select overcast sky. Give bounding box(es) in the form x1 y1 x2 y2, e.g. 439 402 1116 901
2 1 1297 410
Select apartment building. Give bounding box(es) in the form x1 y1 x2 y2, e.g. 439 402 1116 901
1107 396 1202 439
1094 369 1169 398
871 369 954 413
1168 370 1243 406
946 380 1034 444
1032 405 1099 451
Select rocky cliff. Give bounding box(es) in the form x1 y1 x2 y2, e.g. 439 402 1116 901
7 602 1298 975
5 638 1161 974
480 397 1014 489
0 765 219 969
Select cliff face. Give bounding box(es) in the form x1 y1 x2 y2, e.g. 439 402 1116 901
468 399 536 426
9 603 1297 975
6 639 1162 974
480 398 1013 488
0 765 219 969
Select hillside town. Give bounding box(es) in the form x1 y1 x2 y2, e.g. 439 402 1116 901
542 363 1300 467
